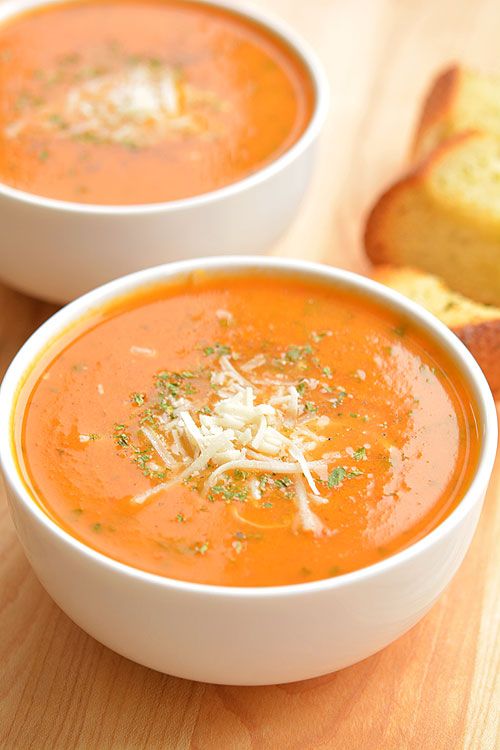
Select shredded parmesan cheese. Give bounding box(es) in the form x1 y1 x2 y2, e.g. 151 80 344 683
240 353 266 372
293 477 325 537
128 343 334 532
5 61 227 148
141 426 177 469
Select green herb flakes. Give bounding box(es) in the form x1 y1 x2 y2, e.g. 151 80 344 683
194 542 209 555
203 343 231 357
296 380 307 395
353 447 367 461
131 392 146 406
347 468 364 479
113 424 130 447
274 476 292 489
286 346 301 362
328 467 346 488
285 344 312 363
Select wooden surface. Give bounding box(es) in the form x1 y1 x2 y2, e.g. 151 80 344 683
1 0 499 747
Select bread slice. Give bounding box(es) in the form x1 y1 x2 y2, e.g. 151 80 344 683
365 131 500 307
372 265 500 396
413 65 500 157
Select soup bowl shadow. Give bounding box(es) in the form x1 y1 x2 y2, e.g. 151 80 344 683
0 0 329 305
0 256 497 685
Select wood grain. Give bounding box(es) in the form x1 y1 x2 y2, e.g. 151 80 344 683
1 0 499 747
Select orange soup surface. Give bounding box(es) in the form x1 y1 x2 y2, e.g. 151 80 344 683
0 0 314 204
17 274 479 586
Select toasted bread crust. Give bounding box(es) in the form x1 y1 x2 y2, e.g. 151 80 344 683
453 319 500 395
371 264 500 397
364 131 482 267
411 65 461 157
365 62 500 396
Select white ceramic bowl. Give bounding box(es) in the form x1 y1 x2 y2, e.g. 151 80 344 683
0 257 497 685
0 0 328 305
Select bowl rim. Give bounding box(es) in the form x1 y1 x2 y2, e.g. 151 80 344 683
0 0 329 215
0 256 497 599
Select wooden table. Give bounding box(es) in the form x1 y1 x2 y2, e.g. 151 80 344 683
1 0 499 747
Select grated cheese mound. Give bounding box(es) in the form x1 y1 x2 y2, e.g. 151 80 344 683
130 351 335 536
5 61 226 148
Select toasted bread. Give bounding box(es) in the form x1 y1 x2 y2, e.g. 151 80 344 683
413 65 500 157
372 265 500 395
365 132 500 307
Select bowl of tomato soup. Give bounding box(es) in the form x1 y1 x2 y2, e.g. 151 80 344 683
0 257 496 685
0 0 327 303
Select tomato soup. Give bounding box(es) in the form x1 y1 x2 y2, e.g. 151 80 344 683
16 273 479 586
0 0 314 205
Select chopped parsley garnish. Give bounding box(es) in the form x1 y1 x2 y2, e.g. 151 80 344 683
285 344 313 363
353 447 367 461
139 407 156 425
274 477 292 489
131 392 146 406
132 446 166 479
258 475 270 491
209 484 248 503
203 343 231 357
296 380 307 395
194 542 209 555
328 467 346 487
286 346 301 362
113 424 130 447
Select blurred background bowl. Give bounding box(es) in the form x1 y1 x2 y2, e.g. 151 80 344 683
0 0 329 305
